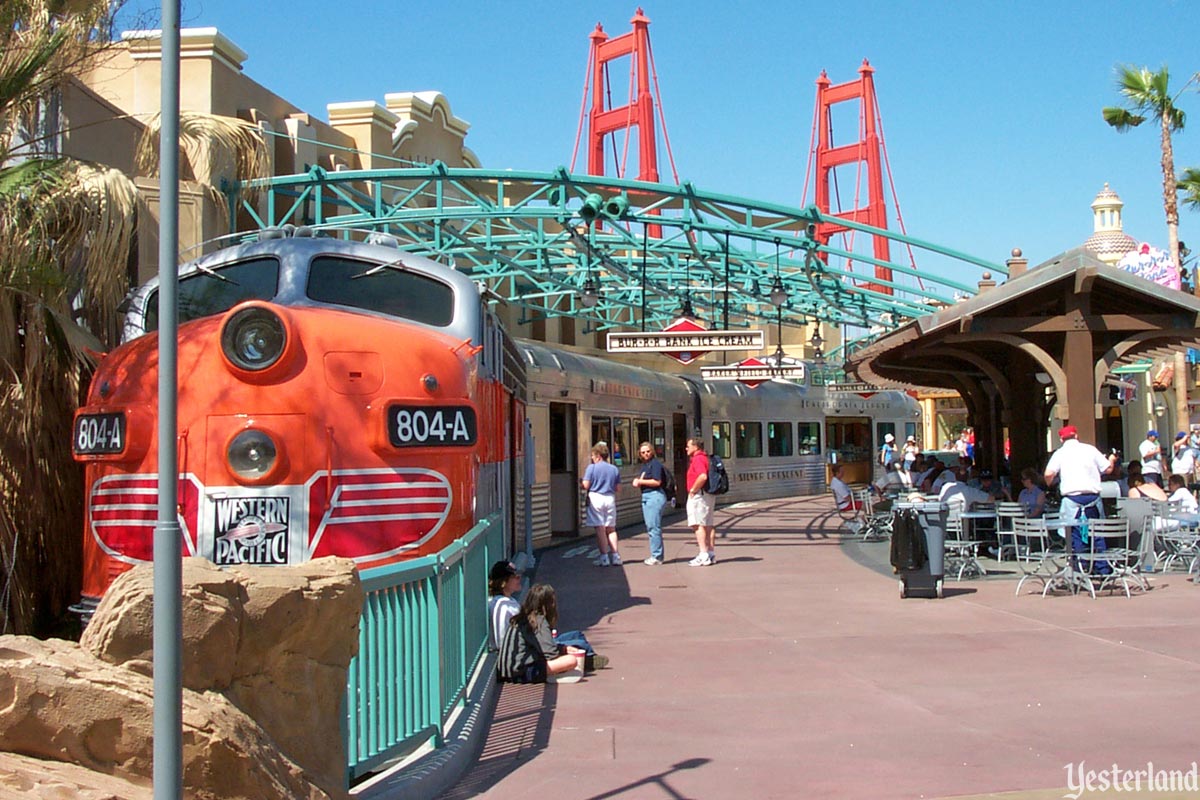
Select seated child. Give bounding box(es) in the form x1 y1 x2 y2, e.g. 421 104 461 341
498 583 585 683
488 560 522 651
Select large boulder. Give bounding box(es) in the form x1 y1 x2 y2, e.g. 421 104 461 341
0 750 151 799
1 556 364 799
0 637 326 800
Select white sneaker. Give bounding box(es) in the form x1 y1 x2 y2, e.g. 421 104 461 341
643 556 663 565
610 553 623 566
594 553 611 567
688 553 713 567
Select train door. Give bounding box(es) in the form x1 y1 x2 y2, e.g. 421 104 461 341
548 402 578 536
826 416 872 484
672 413 689 504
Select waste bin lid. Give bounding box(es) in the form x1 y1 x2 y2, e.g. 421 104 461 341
896 501 949 513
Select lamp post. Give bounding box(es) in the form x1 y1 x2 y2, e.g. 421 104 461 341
680 255 696 319
769 238 787 374
580 237 599 309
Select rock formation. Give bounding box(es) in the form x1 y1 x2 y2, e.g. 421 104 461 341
0 556 364 799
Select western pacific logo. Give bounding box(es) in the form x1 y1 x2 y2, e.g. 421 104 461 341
214 496 289 566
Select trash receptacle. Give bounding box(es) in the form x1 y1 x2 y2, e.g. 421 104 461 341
894 500 948 599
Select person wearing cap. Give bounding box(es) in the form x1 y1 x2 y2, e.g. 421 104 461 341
1044 425 1118 559
879 433 897 472
488 560 523 651
1139 430 1164 487
974 468 1010 502
1171 431 1197 479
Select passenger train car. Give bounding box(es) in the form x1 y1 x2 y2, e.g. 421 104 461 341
71 227 917 609
520 342 919 546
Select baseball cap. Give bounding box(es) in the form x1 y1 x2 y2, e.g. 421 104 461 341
980 469 993 478
489 560 520 582
1176 431 1188 441
1147 429 1159 438
884 433 895 442
1058 425 1078 439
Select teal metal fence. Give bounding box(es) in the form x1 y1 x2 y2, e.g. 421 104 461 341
344 513 505 781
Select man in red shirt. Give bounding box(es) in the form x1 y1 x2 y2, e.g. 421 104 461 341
685 437 717 566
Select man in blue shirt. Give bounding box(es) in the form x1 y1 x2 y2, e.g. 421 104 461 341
632 441 668 565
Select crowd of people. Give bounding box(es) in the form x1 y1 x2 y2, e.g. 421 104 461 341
488 424 1200 684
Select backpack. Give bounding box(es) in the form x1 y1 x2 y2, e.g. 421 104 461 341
660 464 677 498
705 454 730 495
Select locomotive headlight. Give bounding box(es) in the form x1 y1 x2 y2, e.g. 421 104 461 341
227 429 279 481
222 306 286 370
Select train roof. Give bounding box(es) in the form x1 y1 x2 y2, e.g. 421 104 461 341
119 229 485 346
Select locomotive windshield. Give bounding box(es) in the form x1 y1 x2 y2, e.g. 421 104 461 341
145 257 280 331
306 255 454 327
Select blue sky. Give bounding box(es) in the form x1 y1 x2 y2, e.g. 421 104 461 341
165 0 1198 274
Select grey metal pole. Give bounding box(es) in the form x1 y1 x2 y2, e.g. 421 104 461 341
153 3 183 798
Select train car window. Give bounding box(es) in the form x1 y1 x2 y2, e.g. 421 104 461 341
613 418 631 466
651 420 666 459
767 421 793 457
736 422 763 459
307 256 454 326
797 422 822 454
145 257 279 331
591 417 612 453
905 422 918 441
710 422 731 458
635 419 650 451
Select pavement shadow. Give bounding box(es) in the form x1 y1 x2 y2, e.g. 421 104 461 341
437 682 558 799
582 757 712 800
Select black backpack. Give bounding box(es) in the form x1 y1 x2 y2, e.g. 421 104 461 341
660 464 677 498
705 454 730 495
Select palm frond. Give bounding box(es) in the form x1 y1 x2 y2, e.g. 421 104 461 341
136 111 269 222
1102 106 1143 131
1180 167 1200 212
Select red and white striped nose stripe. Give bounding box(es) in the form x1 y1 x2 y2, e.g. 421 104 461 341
88 474 198 564
307 468 452 562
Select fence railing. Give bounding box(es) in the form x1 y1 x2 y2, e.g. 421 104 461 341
344 513 505 781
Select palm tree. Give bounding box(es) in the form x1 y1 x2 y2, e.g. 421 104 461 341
1102 65 1197 289
1 0 139 636
1104 65 1199 439
1 1 269 635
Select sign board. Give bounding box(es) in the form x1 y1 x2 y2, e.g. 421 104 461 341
827 382 878 393
607 317 764 365
701 357 806 388
1116 243 1181 290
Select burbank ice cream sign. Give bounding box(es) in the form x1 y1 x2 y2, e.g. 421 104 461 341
1116 243 1181 290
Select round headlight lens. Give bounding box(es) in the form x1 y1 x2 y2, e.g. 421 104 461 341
221 307 286 371
227 429 278 479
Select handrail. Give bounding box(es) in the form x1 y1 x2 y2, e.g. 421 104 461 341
344 513 505 782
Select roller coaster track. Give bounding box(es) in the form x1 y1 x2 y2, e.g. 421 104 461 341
232 163 1004 355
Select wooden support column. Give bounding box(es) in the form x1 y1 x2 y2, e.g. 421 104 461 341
1062 286 1098 443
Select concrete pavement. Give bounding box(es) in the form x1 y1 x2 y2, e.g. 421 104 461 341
438 495 1200 800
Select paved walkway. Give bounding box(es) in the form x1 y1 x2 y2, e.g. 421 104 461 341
440 496 1200 800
